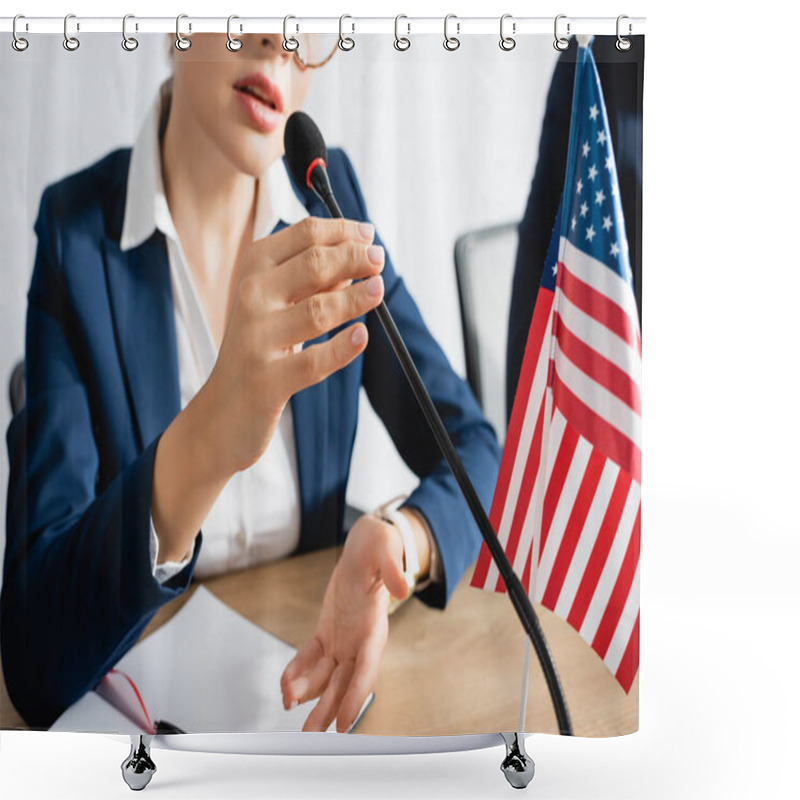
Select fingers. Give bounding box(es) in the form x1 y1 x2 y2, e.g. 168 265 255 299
282 653 336 710
274 274 383 349
280 637 335 709
335 633 386 734
280 323 370 398
302 661 353 732
278 239 385 305
253 216 375 268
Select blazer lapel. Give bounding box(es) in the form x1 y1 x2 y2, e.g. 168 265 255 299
102 233 181 452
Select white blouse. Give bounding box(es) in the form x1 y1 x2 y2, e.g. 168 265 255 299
120 89 307 582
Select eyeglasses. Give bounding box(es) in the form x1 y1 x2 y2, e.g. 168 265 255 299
291 34 339 71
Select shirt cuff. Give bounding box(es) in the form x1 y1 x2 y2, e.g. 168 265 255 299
149 514 196 584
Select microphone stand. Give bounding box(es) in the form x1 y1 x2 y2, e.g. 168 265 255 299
313 172 572 736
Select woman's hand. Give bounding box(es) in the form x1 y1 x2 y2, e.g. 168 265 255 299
280 515 409 733
205 216 385 475
151 217 384 563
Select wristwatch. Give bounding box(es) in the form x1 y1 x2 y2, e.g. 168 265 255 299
376 496 421 592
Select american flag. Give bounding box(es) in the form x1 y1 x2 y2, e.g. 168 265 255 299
471 42 641 693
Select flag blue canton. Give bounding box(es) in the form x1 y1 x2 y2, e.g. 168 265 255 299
560 45 633 288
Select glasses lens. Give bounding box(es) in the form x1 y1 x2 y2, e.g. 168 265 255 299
296 34 338 67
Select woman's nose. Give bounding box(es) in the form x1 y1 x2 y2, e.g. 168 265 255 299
245 33 292 63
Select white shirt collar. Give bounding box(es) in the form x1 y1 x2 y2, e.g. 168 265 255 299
120 83 308 252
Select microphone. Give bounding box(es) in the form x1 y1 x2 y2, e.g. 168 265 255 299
282 111 572 735
284 111 342 219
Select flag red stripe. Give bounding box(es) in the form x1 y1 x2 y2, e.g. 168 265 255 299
560 263 641 353
472 290 553 590
614 611 640 694
493 403 546 592
566 471 633 630
555 317 641 414
491 289 553 523
552 373 641 482
540 449 606 609
591 507 640 659
539 423 581 557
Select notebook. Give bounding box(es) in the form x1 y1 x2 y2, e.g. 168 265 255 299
50 586 373 734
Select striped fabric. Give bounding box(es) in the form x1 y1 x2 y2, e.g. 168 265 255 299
471 41 641 693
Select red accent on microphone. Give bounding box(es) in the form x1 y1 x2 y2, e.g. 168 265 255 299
306 157 327 188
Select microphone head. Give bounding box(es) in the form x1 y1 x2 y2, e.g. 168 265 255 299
284 111 328 189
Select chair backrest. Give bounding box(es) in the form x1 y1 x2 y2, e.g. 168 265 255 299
9 359 25 415
454 222 518 446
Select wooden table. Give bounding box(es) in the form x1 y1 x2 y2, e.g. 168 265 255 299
1 548 637 736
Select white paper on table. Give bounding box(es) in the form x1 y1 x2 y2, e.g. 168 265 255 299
50 586 373 734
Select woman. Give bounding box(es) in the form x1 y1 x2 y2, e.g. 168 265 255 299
1 33 500 733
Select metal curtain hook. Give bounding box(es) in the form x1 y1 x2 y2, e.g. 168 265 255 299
499 14 516 51
394 14 410 51
122 14 138 51
282 15 299 52
616 14 632 51
175 14 191 51
554 14 570 51
443 14 460 51
63 13 80 51
227 14 243 51
339 14 355 51
12 14 29 52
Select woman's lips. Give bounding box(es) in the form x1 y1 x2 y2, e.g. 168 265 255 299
233 75 284 134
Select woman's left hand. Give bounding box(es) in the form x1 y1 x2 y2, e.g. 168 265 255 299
280 514 409 732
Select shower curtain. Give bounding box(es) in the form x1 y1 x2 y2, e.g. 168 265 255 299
0 17 643 746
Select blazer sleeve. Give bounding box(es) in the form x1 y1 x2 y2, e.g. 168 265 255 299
1 188 201 729
336 152 502 610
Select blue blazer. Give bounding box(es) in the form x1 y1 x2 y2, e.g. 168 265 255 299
1 147 501 728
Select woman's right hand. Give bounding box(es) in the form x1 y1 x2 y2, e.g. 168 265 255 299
151 217 384 562
204 216 384 475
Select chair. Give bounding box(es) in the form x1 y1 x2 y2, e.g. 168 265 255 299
9 358 25 415
454 222 519 446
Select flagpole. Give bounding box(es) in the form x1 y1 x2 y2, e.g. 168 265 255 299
517 379 555 733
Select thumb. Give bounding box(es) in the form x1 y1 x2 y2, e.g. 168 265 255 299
379 534 410 600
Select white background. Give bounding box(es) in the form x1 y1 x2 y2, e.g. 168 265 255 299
2 1 799 799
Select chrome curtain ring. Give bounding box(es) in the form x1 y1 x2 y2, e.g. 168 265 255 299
443 14 460 51
12 14 29 52
499 14 516 51
339 14 355 51
175 13 191 51
282 15 299 52
121 14 138 51
394 14 410 51
63 13 80 51
227 14 243 51
553 14 570 51
616 14 632 51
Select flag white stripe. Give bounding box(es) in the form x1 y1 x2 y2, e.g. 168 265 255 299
579 480 641 643
553 458 621 619
535 436 593 601
561 238 641 338
554 340 642 448
555 290 642 386
604 560 641 675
